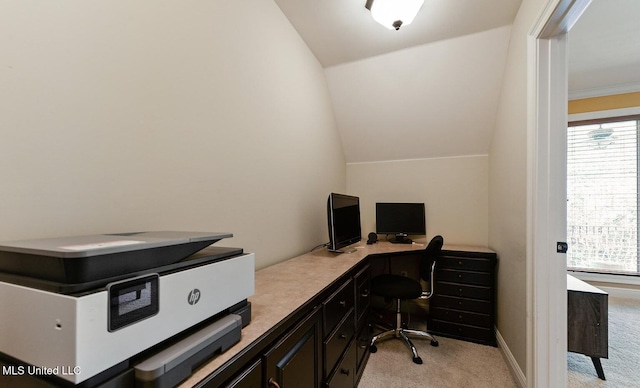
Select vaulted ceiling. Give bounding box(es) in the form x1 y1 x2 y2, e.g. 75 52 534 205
272 0 522 68
273 0 640 163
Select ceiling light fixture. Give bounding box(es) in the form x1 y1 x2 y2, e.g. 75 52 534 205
365 0 425 31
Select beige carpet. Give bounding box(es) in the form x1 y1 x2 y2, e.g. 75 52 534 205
361 295 640 387
568 295 640 388
359 333 517 388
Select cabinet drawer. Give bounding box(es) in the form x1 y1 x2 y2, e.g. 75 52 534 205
430 319 494 343
326 340 356 388
224 359 262 388
325 308 355 376
430 295 492 314
435 281 492 300
438 256 494 272
264 307 322 388
356 306 368 335
355 323 370 372
430 307 491 328
437 269 492 286
323 279 354 337
355 265 371 323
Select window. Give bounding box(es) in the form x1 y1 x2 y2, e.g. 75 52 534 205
567 115 640 275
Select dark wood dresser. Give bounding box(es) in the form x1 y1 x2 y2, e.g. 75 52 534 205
428 247 497 346
567 274 608 380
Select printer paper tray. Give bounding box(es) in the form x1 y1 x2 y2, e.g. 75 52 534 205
134 314 242 388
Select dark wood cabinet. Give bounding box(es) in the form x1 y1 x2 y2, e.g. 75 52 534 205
353 265 370 383
325 340 356 388
264 306 322 388
324 308 355 374
325 264 371 388
319 264 372 387
192 244 499 388
211 247 496 388
225 360 262 388
428 249 497 346
323 279 354 339
216 262 371 388
567 274 608 380
355 265 371 325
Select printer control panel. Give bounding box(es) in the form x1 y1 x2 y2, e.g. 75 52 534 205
108 274 160 332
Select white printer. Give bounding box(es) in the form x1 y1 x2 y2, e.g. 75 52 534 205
0 231 254 387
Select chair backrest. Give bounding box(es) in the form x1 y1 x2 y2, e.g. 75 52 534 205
420 235 444 281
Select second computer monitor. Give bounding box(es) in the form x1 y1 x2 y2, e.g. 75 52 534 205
376 202 426 244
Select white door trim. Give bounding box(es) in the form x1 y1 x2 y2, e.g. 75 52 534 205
527 1 592 387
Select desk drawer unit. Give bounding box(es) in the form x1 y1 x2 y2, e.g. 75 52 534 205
355 265 371 325
326 340 357 388
324 279 354 336
324 308 355 376
353 265 371 384
430 306 492 327
436 281 492 300
322 277 355 383
428 249 497 346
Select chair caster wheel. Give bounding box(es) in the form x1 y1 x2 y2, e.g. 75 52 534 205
431 340 439 347
413 356 423 364
370 345 378 353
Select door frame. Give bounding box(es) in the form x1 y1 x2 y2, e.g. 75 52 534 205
527 0 592 387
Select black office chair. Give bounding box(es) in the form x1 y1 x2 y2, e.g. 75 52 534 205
369 235 443 364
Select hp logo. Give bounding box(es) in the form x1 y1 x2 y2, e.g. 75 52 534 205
187 289 201 305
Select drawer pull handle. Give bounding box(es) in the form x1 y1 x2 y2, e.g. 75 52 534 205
361 289 370 298
268 377 281 388
340 368 350 376
458 261 463 265
458 274 463 278
339 333 347 340
339 300 347 308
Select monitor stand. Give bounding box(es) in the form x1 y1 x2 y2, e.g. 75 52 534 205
390 234 413 244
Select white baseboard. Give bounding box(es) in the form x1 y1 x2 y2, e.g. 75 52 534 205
496 328 526 388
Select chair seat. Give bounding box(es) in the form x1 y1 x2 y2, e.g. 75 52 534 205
371 274 423 300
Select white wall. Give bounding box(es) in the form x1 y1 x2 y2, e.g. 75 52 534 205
347 156 488 246
0 0 560 380
0 0 345 269
489 0 549 376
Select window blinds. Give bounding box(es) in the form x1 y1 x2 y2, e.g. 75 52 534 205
567 119 639 274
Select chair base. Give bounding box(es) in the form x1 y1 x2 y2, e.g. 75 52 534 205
369 299 438 364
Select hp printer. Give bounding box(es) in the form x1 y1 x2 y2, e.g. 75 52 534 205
0 231 254 387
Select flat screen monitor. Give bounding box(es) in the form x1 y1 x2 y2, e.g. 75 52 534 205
376 202 426 244
327 193 362 253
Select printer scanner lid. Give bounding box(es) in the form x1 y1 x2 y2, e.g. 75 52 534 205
0 231 232 258
0 231 234 286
